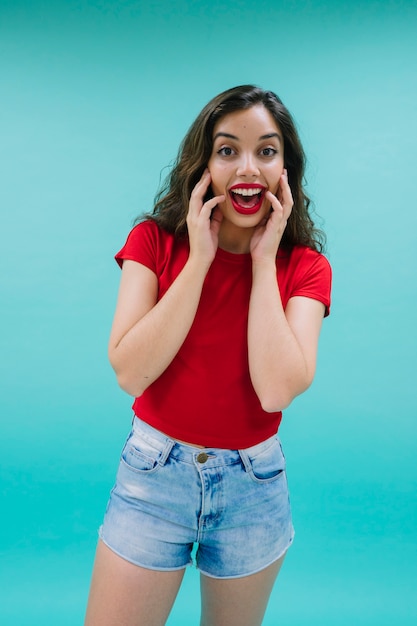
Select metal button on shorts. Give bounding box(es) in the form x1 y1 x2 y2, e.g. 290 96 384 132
196 452 209 463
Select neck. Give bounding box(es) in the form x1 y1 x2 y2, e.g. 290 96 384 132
218 222 253 254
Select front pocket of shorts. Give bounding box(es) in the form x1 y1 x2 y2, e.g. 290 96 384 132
121 434 162 474
247 439 286 483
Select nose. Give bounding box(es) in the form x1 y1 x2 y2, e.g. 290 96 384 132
236 153 260 177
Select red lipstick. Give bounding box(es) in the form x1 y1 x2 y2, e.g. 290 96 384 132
229 183 266 215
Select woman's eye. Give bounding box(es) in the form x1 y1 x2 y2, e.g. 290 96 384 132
218 146 234 156
260 147 278 157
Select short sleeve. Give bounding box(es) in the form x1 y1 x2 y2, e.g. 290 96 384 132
281 247 332 317
114 221 159 273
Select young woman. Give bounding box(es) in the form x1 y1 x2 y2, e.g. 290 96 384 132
85 85 331 626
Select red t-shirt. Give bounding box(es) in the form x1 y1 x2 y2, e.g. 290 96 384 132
115 220 332 448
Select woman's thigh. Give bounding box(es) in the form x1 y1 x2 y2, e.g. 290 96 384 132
200 554 286 626
84 540 185 626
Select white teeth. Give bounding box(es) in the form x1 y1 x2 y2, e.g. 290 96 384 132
231 187 263 196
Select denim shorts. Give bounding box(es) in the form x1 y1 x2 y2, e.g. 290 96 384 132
99 417 294 579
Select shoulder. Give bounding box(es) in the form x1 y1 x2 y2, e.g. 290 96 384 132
123 219 172 248
279 244 331 276
277 245 332 316
115 220 178 268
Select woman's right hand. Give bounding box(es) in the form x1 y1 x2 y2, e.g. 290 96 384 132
186 169 225 267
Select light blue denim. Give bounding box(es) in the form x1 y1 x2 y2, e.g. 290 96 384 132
99 417 294 579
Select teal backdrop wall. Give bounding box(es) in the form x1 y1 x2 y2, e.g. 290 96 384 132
1 1 416 624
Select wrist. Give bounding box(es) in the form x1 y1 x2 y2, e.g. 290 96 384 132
186 252 213 278
251 256 277 274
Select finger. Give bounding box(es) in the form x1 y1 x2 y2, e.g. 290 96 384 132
188 175 211 223
265 191 289 232
200 194 225 218
265 190 283 213
190 169 211 199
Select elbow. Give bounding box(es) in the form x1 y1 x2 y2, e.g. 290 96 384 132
258 377 314 413
109 358 147 398
255 380 295 412
115 371 145 398
108 345 147 397
259 393 293 413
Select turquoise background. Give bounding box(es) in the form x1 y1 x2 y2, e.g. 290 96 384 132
1 0 416 623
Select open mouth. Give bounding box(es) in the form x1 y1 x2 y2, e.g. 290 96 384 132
229 185 266 215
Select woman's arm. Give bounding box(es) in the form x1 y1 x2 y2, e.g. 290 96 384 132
248 171 325 411
248 268 325 412
108 171 224 397
108 259 206 397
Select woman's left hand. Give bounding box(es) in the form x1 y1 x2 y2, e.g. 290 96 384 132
250 169 293 263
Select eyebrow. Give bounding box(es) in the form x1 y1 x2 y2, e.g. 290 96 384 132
213 132 282 144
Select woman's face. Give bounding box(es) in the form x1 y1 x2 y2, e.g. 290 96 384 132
208 104 285 230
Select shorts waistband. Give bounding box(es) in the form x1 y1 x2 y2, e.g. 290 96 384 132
132 417 278 468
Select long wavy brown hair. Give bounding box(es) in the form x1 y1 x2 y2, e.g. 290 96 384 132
143 85 326 252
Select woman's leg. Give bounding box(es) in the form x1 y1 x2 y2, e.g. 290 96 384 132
199 553 286 626
84 540 185 626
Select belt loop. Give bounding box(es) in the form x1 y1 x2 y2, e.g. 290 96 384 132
159 438 175 466
238 449 251 473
